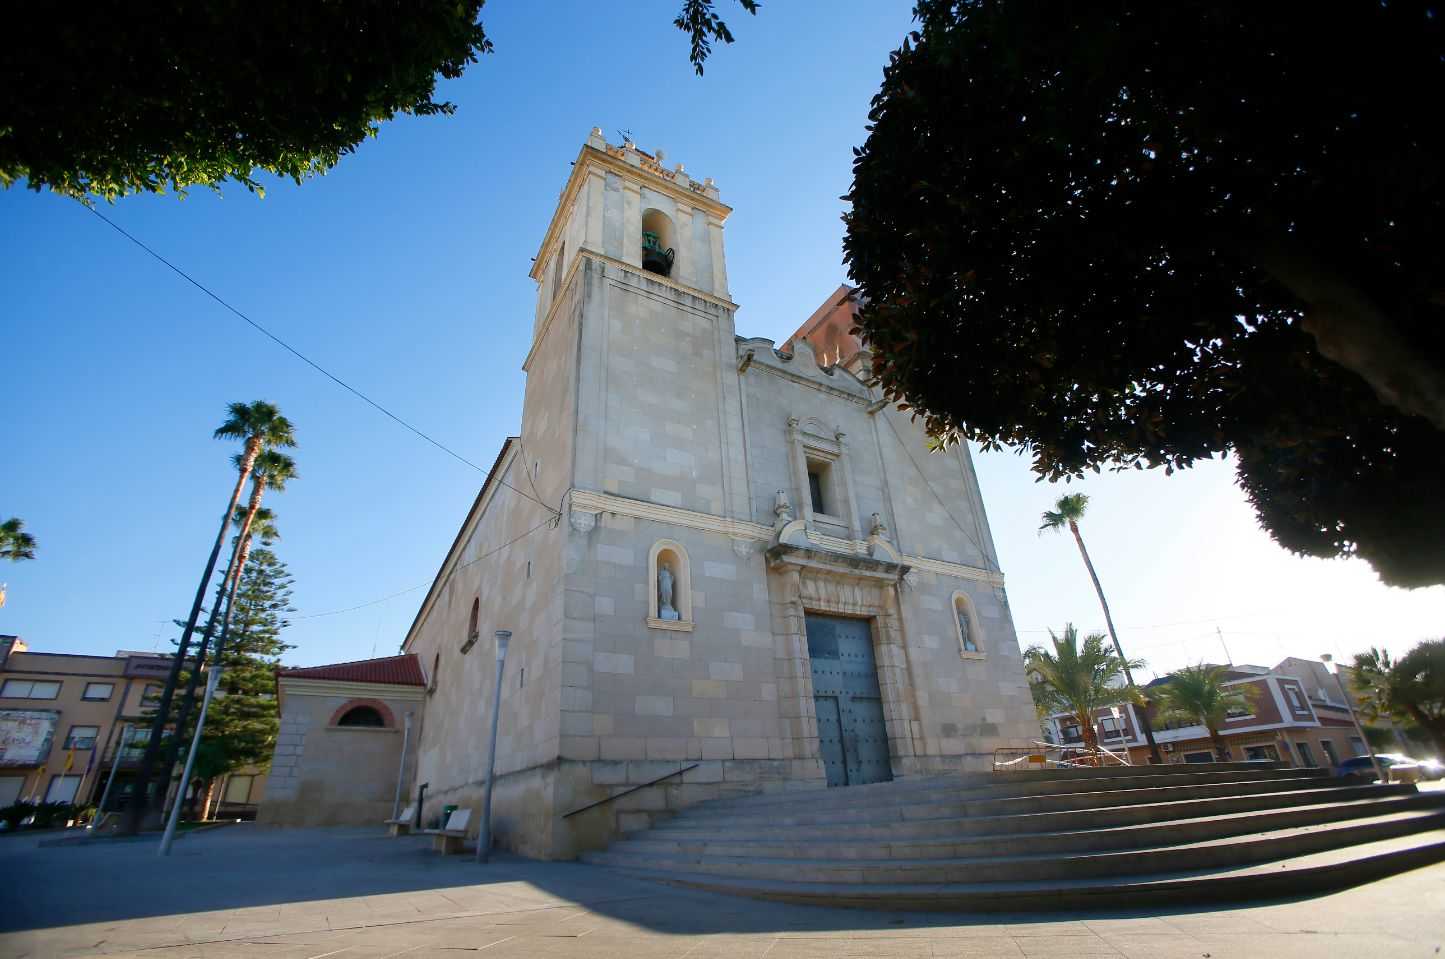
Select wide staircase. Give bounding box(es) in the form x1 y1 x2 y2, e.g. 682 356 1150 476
581 762 1445 910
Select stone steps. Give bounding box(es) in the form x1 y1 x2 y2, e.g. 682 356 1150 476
641 783 1423 843
693 765 1324 814
591 805 1445 884
611 791 1444 861
594 828 1445 911
651 774 1350 830
579 762 1445 910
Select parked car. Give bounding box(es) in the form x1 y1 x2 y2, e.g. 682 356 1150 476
1335 753 1423 784
1405 756 1443 781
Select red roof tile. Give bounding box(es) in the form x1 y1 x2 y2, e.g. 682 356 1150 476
277 654 426 687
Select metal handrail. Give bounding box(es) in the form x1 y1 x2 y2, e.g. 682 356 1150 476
993 740 1134 772
561 763 698 819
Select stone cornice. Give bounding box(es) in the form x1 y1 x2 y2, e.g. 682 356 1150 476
568 489 1005 586
523 251 737 373
529 144 732 281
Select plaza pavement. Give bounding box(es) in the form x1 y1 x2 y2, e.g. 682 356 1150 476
1 822 1443 959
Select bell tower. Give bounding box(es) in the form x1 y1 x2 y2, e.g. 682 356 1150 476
521 129 747 521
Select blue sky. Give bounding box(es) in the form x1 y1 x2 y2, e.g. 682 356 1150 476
3 1 1440 676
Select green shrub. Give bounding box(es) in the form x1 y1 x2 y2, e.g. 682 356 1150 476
0 802 35 830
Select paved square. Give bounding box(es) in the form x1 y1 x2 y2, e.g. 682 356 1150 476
2 826 1443 958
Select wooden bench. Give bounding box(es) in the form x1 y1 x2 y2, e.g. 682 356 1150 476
385 803 417 837
421 808 471 854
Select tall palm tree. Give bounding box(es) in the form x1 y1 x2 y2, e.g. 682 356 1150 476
160 456 295 797
1026 624 1144 755
1151 664 1255 761
126 401 295 833
0 517 37 561
1040 492 1163 762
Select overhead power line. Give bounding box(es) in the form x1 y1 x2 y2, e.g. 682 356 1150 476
82 204 483 475
293 516 556 621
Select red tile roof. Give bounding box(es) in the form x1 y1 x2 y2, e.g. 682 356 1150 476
276 654 426 687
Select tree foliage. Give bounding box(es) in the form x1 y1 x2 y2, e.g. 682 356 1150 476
1 2 759 200
0 518 36 561
1352 641 1445 757
1150 664 1255 759
844 0 1445 587
1025 624 1141 753
175 547 294 794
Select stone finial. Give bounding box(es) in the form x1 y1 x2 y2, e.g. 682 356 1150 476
655 149 666 164
704 177 715 187
675 163 686 174
590 126 603 137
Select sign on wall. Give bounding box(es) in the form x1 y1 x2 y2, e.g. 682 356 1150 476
0 709 59 767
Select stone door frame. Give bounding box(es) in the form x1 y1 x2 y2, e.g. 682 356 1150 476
765 544 916 779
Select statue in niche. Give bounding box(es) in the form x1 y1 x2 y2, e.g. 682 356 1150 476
658 561 680 621
957 601 979 652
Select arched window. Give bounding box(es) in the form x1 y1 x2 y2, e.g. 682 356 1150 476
337 705 386 727
952 590 984 657
462 597 480 653
429 652 440 693
641 209 676 278
647 539 693 630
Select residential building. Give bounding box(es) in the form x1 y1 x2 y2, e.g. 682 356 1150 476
261 132 1038 858
1040 659 1368 767
0 637 269 816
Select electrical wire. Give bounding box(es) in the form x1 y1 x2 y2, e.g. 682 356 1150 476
292 517 556 620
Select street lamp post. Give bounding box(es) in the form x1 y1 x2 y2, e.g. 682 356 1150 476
1321 653 1387 784
91 722 132 830
476 630 510 864
159 666 222 856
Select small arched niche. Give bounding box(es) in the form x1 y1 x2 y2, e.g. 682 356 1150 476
647 539 693 631
952 590 985 659
641 209 677 278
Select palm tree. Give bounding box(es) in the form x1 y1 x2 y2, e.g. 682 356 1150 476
1151 664 1255 761
0 518 37 561
125 401 295 833
1026 624 1144 756
1040 492 1163 762
1353 642 1445 757
160 455 296 797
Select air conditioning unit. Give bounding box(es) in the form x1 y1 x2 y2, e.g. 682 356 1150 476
1163 743 1175 752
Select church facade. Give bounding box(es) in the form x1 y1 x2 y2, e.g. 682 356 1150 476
394 131 1037 858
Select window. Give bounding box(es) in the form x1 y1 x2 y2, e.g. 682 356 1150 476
337 705 386 728
647 539 693 630
1 679 61 699
141 684 163 707
461 597 480 654
1059 722 1083 744
1099 716 1124 741
64 725 99 750
1320 740 1339 765
1244 744 1280 762
224 775 254 805
82 682 114 701
1296 742 1317 767
1225 703 1254 720
1283 685 1307 713
1349 736 1367 757
951 592 984 656
807 468 827 514
45 775 81 804
1183 751 1215 764
428 653 440 694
